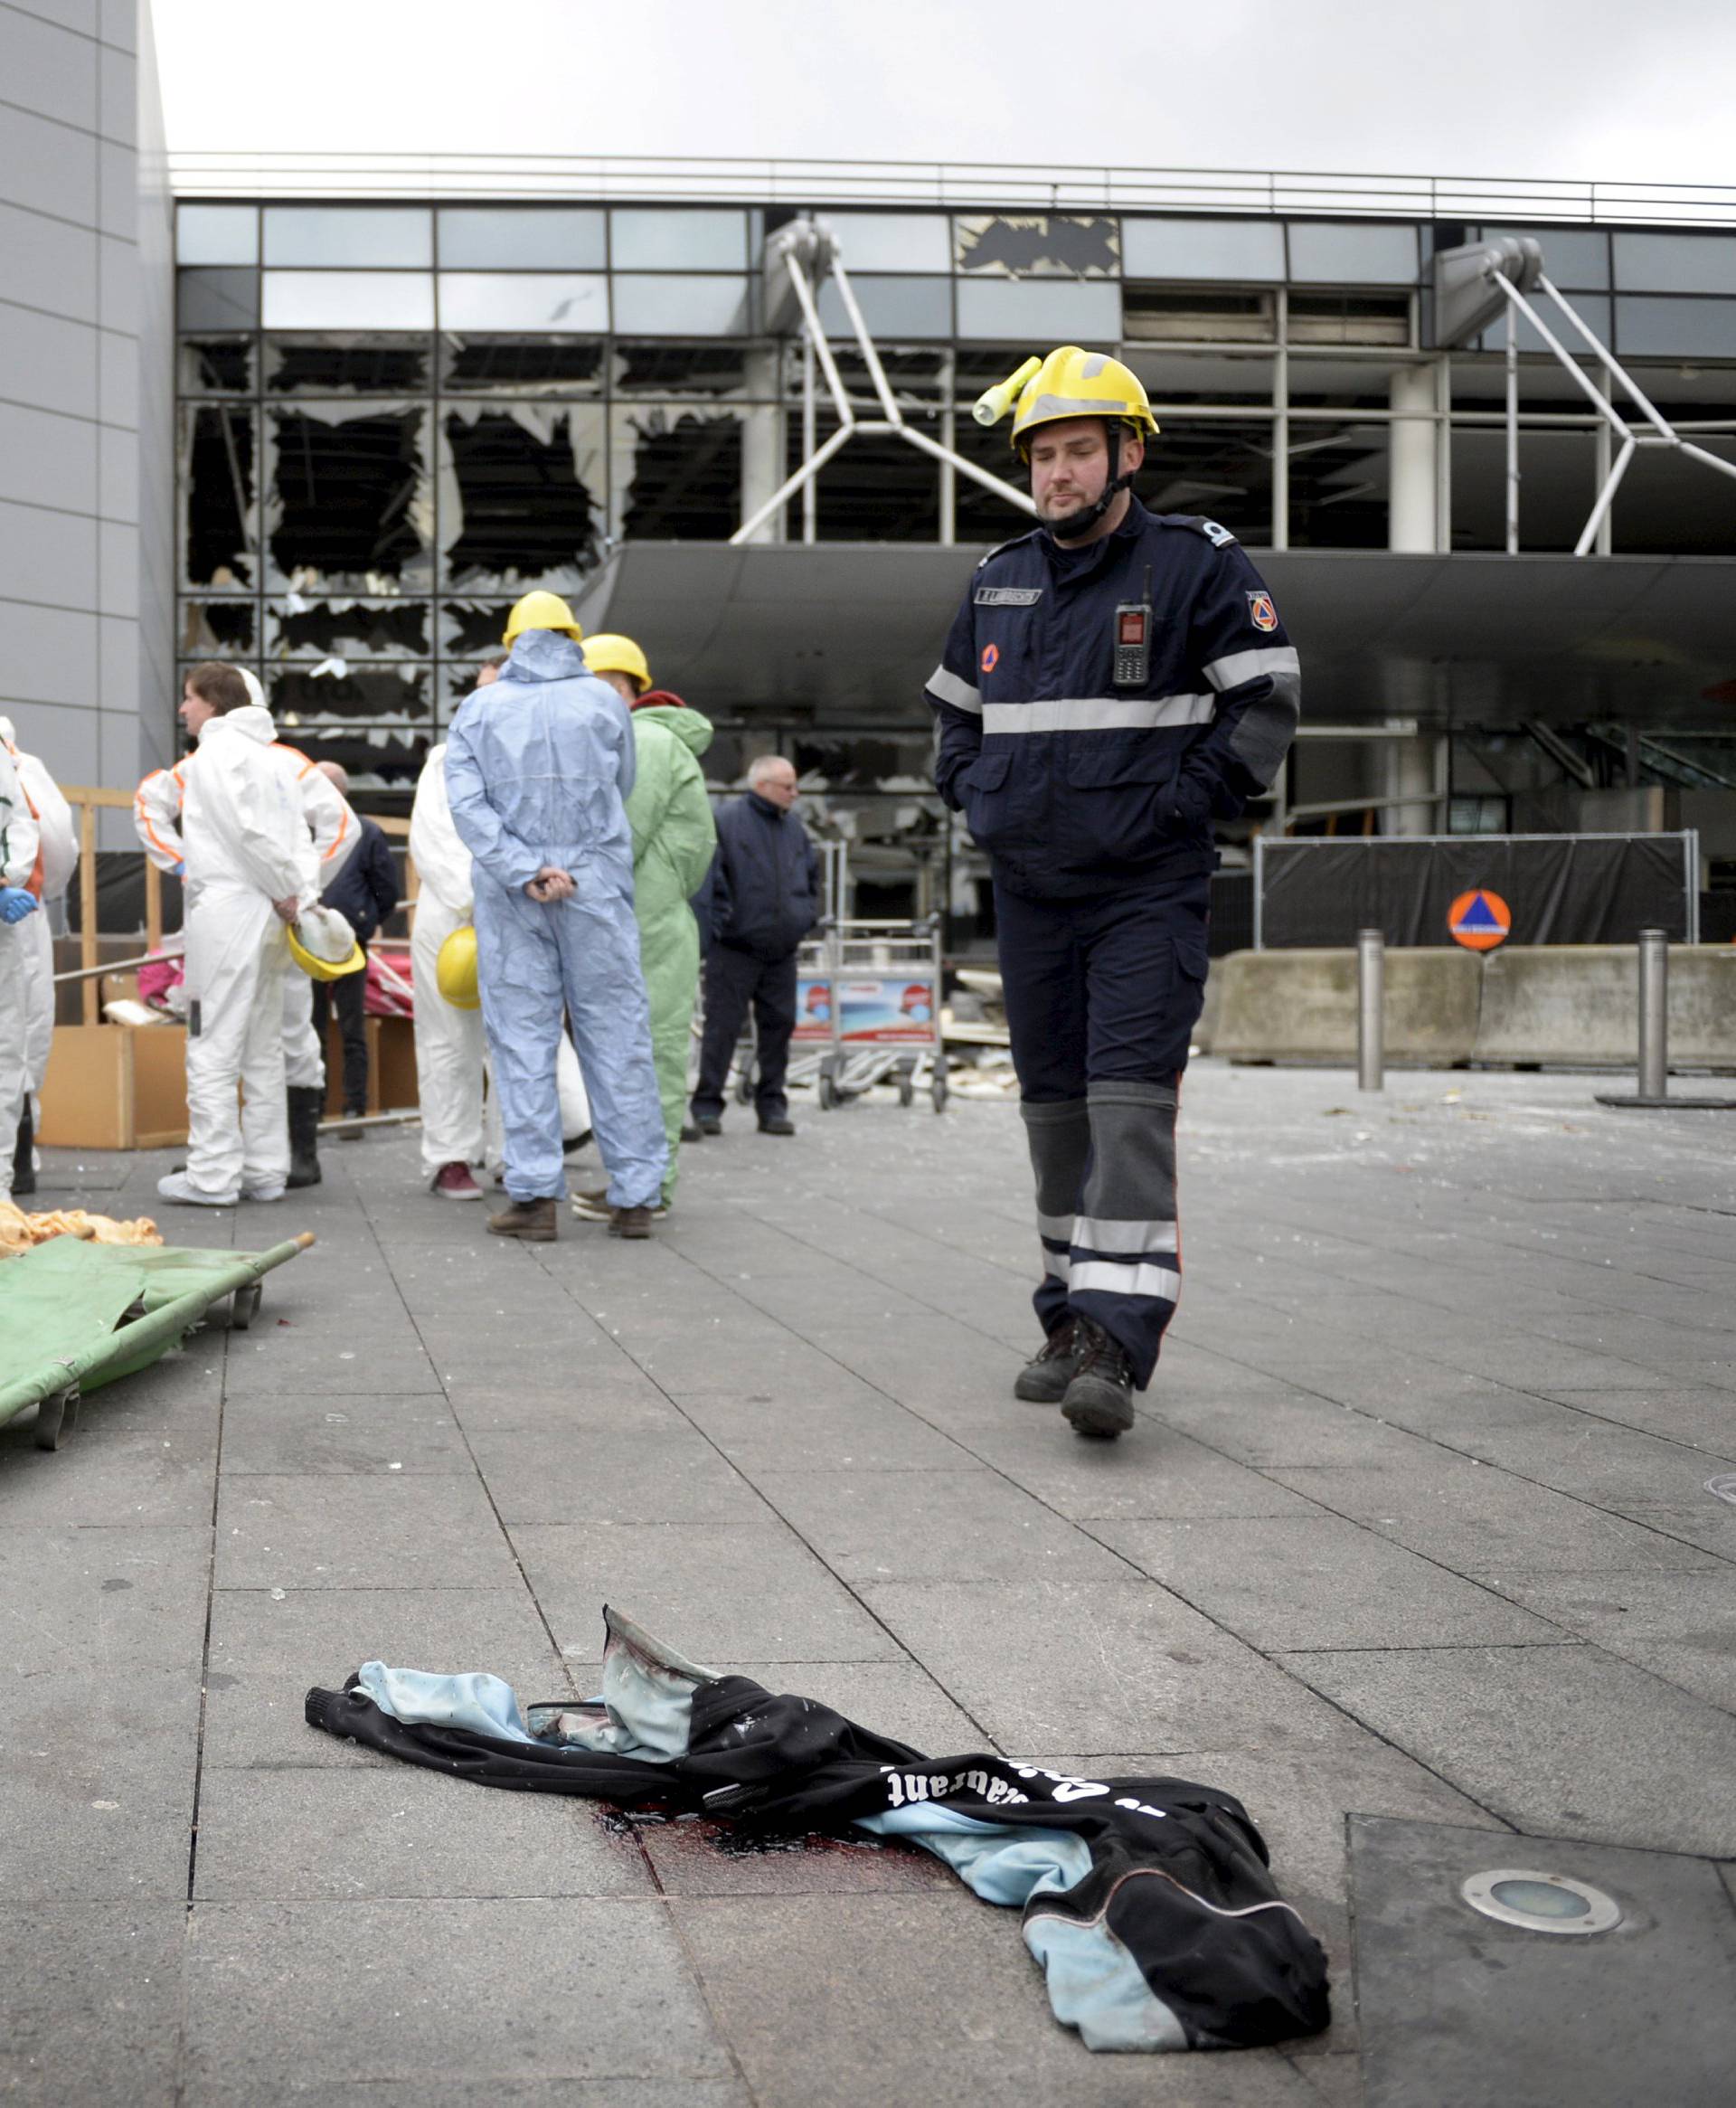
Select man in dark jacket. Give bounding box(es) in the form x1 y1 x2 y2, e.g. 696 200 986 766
312 761 401 1129
689 755 819 1137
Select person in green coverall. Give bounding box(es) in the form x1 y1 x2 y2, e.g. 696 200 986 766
568 635 717 1220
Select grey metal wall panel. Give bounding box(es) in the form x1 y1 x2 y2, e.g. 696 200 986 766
0 402 99 512
1120 216 1286 283
0 300 99 416
0 102 99 223
1612 230 1736 295
0 5 98 130
98 40 135 144
0 500 99 605
1288 221 1420 285
1617 295 1736 358
0 203 99 321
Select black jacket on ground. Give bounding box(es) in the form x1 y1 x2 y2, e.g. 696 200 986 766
709 791 820 960
320 817 401 943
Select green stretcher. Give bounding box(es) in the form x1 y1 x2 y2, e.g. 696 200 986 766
0 1232 315 1451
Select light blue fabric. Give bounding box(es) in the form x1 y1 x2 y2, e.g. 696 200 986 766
357 1664 534 1742
445 629 666 1208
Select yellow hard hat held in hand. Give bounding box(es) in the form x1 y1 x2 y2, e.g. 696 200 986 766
437 924 481 1009
288 905 366 982
581 634 651 695
502 591 583 647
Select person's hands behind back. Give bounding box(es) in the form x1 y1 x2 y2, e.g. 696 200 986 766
526 866 575 903
0 887 40 924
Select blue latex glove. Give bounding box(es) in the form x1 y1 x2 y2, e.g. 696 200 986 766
0 886 39 924
173 860 185 878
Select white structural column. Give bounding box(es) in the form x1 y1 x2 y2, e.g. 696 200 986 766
739 348 786 544
1388 364 1439 553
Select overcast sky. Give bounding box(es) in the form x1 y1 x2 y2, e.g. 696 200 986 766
153 0 1734 188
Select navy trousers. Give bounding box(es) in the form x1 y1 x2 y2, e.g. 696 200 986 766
995 871 1211 1389
692 943 798 1123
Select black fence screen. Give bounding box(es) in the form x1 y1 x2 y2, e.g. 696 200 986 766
1256 834 1696 949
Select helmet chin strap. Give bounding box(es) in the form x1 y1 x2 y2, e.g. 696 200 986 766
1043 420 1137 544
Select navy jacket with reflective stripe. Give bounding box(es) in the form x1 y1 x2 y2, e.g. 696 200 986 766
926 499 1300 899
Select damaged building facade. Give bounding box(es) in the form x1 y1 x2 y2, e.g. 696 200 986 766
167 178 1736 931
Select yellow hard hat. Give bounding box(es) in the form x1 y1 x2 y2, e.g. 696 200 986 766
502 591 582 647
992 346 1159 455
287 906 366 983
436 924 481 1010
581 634 651 694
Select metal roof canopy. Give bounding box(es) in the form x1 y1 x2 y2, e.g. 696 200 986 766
575 544 1736 728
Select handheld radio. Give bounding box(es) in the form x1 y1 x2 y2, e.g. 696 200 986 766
1113 566 1153 688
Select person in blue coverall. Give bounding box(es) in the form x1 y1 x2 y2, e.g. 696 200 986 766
929 346 1300 1439
444 591 667 1243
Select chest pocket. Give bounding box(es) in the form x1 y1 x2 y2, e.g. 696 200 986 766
1063 741 1177 790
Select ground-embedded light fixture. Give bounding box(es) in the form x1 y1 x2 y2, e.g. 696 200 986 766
1460 1868 1622 1935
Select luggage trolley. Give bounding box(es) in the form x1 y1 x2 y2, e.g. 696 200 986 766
803 918 949 1113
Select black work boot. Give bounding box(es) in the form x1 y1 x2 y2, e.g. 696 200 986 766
1014 1318 1085 1403
609 1204 655 1240
12 1097 36 1197
1061 1320 1137 1440
286 1085 324 1189
487 1197 558 1242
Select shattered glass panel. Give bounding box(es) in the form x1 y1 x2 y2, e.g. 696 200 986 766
261 273 435 331
271 664 430 727
263 207 433 269
438 207 606 269
180 402 257 588
179 336 254 394
696 724 751 789
788 415 940 541
440 402 605 588
438 273 609 333
177 204 259 266
268 723 430 791
788 730 939 791
827 345 948 411
445 660 499 717
609 341 766 398
951 343 1041 395
954 214 1121 278
1142 418 1276 544
1123 350 1276 406
1289 420 1391 548
440 600 515 658
266 334 431 395
612 405 741 541
611 277 751 337
611 208 748 270
950 420 1039 545
441 335 606 395
178 269 259 331
266 402 433 592
179 600 257 656
269 598 431 660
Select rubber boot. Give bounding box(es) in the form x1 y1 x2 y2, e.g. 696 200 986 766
286 1085 324 1190
12 1097 35 1197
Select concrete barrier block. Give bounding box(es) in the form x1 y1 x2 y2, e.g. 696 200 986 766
1214 948 1480 1065
1475 945 1736 1071
1193 969 1223 1054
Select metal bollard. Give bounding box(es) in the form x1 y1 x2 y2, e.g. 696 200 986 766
1637 926 1668 1102
1357 928 1384 1092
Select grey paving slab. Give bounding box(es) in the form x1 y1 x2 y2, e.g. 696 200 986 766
672 1893 1321 2108
515 1521 909 1664
753 1466 1135 1583
0 1903 184 2107
218 1392 471 1477
468 1425 772 1527
1092 1516 1563 1651
0 1411 217 1527
214 1471 519 1591
204 1585 567 1771
1280 1642 1736 1857
671 1386 980 1473
183 1900 732 2098
860 1578 1369 1755
1537 1385 1736 1452
193 1763 654 1901
1478 1563 1736 1711
0 1522 209 1675
967 1415 1332 1522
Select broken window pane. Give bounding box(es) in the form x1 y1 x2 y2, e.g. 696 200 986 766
954 214 1121 278
180 600 257 656
440 335 606 395
787 415 940 541
444 660 500 720
178 268 259 331
266 334 430 395
609 341 765 398
440 600 515 657
440 402 605 588
826 345 948 410
614 405 741 540
949 420 1039 545
271 723 430 791
180 402 257 588
1290 420 1392 549
611 277 751 337
271 664 430 727
179 336 254 394
438 273 609 333
438 207 607 270
267 402 432 592
1142 418 1276 544
269 598 431 659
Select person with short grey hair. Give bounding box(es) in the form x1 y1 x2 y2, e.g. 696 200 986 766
689 753 819 1138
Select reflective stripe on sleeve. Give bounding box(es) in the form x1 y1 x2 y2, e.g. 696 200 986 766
982 695 1214 735
1203 646 1300 693
927 666 983 714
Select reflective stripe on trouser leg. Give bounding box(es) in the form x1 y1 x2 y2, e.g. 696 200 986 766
1067 1080 1180 1390
1019 1095 1090 1340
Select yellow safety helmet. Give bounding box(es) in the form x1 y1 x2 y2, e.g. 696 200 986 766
581 634 651 695
287 906 366 984
436 924 481 1010
975 345 1160 456
502 591 582 647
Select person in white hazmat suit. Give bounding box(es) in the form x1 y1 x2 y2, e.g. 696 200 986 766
0 739 43 1205
136 667 358 1188
408 657 589 1202
0 715 76 1195
155 661 321 1207
444 591 665 1242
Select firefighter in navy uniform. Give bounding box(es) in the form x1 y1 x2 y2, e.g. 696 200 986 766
928 346 1299 1440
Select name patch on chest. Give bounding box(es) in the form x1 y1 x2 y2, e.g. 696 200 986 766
974 587 1043 607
